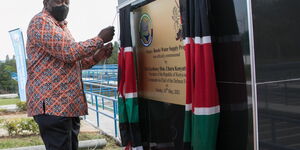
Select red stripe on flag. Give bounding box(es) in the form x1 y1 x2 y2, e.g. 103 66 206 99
118 48 125 99
193 42 219 108
184 38 192 106
124 51 137 94
194 43 205 109
203 44 219 107
190 38 195 107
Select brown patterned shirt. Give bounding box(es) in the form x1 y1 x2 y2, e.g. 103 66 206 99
26 10 103 117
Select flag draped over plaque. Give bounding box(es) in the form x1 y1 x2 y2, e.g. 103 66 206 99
180 0 220 149
118 5 143 150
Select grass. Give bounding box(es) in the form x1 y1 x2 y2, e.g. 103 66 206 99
0 135 43 149
0 98 20 106
0 132 120 150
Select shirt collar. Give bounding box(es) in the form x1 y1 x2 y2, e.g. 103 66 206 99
42 9 68 28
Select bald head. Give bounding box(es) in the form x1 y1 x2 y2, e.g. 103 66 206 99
44 0 70 11
44 0 70 22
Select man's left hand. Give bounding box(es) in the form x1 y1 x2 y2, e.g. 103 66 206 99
103 42 113 59
94 42 113 61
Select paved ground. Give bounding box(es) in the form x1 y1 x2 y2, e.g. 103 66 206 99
0 105 18 112
80 119 99 133
84 103 120 140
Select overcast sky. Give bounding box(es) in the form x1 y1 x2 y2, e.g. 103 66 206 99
0 0 118 61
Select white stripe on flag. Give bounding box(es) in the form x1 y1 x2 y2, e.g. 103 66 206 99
124 47 133 52
125 92 137 99
195 36 211 44
194 105 220 115
184 37 190 45
185 103 192 111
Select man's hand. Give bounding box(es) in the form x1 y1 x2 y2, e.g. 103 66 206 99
94 42 113 61
98 26 115 43
103 43 113 58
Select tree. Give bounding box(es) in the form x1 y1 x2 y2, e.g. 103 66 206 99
5 55 9 63
0 57 18 94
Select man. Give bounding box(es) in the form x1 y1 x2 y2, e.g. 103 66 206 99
26 0 115 149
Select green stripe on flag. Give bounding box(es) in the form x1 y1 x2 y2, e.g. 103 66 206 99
184 110 192 142
118 97 128 123
191 113 220 150
125 97 139 123
118 97 140 123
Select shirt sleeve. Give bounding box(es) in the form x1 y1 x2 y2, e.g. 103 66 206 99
27 15 104 63
81 47 108 70
81 55 98 70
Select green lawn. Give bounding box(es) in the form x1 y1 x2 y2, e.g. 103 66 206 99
0 132 120 149
0 135 43 149
0 98 20 106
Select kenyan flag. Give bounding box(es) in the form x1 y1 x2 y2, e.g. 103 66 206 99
180 0 220 149
118 5 143 150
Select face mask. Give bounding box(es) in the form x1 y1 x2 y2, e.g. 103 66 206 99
49 5 69 22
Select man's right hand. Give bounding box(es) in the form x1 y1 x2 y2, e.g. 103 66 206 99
98 26 115 43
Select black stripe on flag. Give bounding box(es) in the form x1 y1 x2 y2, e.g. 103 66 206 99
189 0 195 38
120 5 132 48
195 0 211 37
180 0 190 38
181 0 212 38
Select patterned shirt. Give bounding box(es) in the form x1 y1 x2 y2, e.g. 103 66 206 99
26 10 104 117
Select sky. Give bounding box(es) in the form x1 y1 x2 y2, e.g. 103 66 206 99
0 0 119 61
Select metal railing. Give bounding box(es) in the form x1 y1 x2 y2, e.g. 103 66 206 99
82 64 119 137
